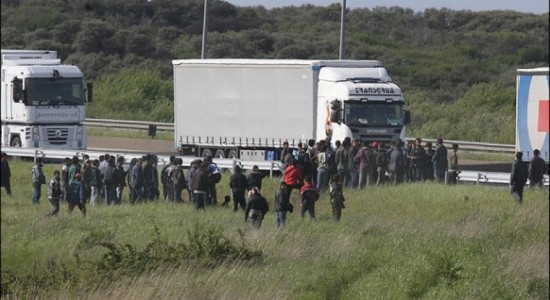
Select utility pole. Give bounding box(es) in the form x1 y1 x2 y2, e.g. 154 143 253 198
201 0 209 59
339 0 346 60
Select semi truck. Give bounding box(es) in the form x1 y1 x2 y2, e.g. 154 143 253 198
172 59 409 160
1 49 91 149
515 67 549 163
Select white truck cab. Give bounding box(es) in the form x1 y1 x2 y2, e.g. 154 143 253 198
1 50 91 149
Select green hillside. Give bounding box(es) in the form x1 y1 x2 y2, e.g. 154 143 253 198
1 1 548 143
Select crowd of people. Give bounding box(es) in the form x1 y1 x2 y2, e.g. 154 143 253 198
0 137 548 227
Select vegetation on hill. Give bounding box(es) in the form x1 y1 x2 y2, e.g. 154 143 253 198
1 1 548 143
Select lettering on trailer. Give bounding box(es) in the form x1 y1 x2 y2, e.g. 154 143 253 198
354 87 395 95
18 56 45 59
36 111 78 120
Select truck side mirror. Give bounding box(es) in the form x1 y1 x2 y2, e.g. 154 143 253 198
329 99 342 123
12 77 24 103
404 110 411 125
86 82 93 103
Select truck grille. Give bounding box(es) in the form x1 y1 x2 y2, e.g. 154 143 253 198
46 128 69 145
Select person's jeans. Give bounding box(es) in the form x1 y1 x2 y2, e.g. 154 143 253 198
316 168 329 192
276 211 287 227
32 183 41 205
300 203 315 221
116 185 124 204
349 170 358 188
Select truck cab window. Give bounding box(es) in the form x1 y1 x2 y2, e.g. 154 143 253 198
25 78 84 106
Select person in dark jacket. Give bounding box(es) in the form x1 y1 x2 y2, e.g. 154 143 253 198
274 182 292 228
31 157 46 205
192 162 210 210
432 138 448 183
389 140 406 185
329 173 345 221
102 156 117 205
115 156 127 205
229 166 248 212
66 173 86 216
161 155 176 201
1 152 11 197
528 149 548 187
245 187 269 229
247 165 265 191
510 151 529 204
89 159 102 206
47 170 63 217
300 175 319 221
129 158 144 204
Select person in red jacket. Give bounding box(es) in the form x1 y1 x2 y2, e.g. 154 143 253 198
282 159 304 198
300 175 319 221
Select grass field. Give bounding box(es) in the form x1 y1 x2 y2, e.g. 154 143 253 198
1 160 548 299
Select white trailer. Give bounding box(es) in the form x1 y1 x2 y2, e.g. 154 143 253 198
172 59 409 160
516 67 549 162
1 49 91 149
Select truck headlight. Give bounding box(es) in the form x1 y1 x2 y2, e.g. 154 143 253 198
76 126 83 141
32 126 40 141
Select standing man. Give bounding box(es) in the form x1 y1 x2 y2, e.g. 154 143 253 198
66 173 86 216
528 149 548 188
300 175 319 221
244 187 269 229
510 151 529 204
389 140 405 185
31 157 46 205
274 182 292 228
229 165 248 212
1 152 11 197
432 138 448 183
191 162 210 210
448 143 460 185
161 155 176 201
47 170 63 217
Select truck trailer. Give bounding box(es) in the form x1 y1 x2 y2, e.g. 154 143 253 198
1 49 91 149
172 59 409 160
516 67 549 163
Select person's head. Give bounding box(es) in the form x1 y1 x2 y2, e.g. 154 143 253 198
335 140 341 148
436 138 444 145
36 157 43 165
452 143 459 151
63 157 71 165
108 156 116 165
252 165 260 172
415 138 422 146
72 155 79 164
248 186 260 197
203 155 212 164
234 165 241 173
53 170 60 178
117 156 125 164
93 159 100 167
283 141 289 148
1 152 7 159
99 155 105 162
425 141 433 149
371 141 379 149
75 172 82 181
169 155 176 164
308 139 315 148
379 142 385 149
304 175 312 183
515 151 523 161
534 149 540 157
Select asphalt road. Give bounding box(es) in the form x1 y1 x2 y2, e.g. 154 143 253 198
88 136 511 172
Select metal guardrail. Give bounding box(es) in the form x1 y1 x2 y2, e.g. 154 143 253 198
85 118 517 153
1 147 283 177
4 147 548 186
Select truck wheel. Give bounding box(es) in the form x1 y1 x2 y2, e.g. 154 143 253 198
10 136 22 147
228 150 239 159
214 149 225 159
202 149 212 158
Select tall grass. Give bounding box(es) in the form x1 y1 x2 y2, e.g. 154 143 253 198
1 160 548 299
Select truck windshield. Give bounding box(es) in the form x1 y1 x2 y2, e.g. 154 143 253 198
345 102 404 127
25 78 84 106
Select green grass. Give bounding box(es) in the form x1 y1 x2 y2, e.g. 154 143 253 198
87 128 173 141
1 160 548 299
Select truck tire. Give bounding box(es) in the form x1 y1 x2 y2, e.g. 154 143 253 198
214 149 225 159
228 149 239 159
10 136 22 147
202 149 212 158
